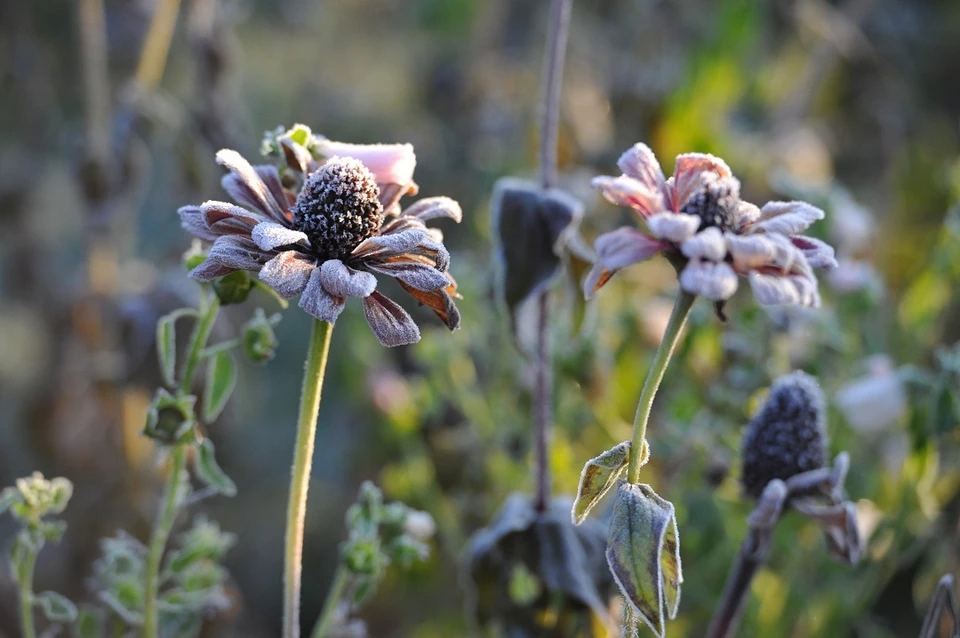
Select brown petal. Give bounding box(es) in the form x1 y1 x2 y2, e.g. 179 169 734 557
363 291 421 347
178 206 218 241
366 258 449 291
298 268 346 323
259 251 315 298
189 236 267 281
280 137 316 175
398 280 461 330
216 149 287 222
583 263 615 300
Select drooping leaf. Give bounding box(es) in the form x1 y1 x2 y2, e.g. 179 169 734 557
572 440 649 525
606 482 682 638
194 439 237 497
202 352 237 423
156 308 195 389
34 590 78 623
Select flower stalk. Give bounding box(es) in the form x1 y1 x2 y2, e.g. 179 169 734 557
311 565 348 638
143 294 221 638
627 290 695 483
18 547 37 638
284 318 335 638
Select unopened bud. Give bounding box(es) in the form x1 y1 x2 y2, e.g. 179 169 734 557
242 309 280 364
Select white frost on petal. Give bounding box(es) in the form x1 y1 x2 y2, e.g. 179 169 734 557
299 268 346 323
251 221 308 251
748 271 820 307
616 143 666 194
315 140 417 188
680 227 727 261
672 152 733 206
647 212 700 243
753 201 825 235
679 260 739 301
363 291 421 347
790 236 838 270
402 196 463 223
319 259 378 298
365 259 449 292
216 149 287 221
595 227 665 270
259 251 315 298
583 263 613 300
591 175 665 218
726 234 779 270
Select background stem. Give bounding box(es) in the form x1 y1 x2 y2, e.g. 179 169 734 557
706 528 776 638
533 291 552 512
284 319 335 638
311 565 349 638
18 545 37 638
627 290 695 483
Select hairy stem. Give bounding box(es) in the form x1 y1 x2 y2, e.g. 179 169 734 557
18 544 37 638
627 290 696 483
311 565 349 638
284 319 335 638
143 295 220 638
705 527 776 638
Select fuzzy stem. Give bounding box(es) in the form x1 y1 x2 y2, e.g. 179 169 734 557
284 319 335 638
143 295 220 638
533 291 552 512
626 290 696 483
310 565 350 638
18 543 37 638
538 0 573 190
705 527 776 638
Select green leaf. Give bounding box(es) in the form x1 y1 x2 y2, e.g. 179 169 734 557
194 440 237 497
41 520 68 543
156 308 195 388
75 607 106 638
34 590 78 623
0 486 19 516
572 440 648 525
605 482 682 638
202 352 237 423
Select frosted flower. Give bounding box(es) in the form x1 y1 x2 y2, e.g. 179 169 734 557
586 143 838 308
834 355 906 435
180 143 462 347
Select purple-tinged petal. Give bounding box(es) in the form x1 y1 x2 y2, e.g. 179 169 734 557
790 236 838 270
298 268 346 323
617 143 667 195
595 227 666 270
363 291 421 347
366 258 449 291
592 175 664 218
671 152 733 207
188 236 266 281
216 149 287 222
647 212 700 243
726 234 778 270
200 200 262 226
280 137 317 175
179 205 218 241
353 229 451 271
680 227 727 261
259 251 315 298
255 165 294 214
583 263 615 300
679 260 739 300
752 201 825 235
402 196 463 223
252 221 308 251
315 141 417 188
749 271 821 307
319 259 378 298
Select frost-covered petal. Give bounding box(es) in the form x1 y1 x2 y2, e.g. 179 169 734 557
671 153 733 206
200 200 263 227
353 229 450 271
753 201 825 235
363 291 421 347
299 268 346 323
595 227 666 271
189 236 266 281
280 137 317 175
592 175 664 218
679 260 739 300
647 212 700 242
178 205 218 241
729 200 761 230
251 221 308 251
315 140 417 188
617 143 667 194
726 234 779 270
216 149 287 222
680 227 727 261
259 251 315 298
397 281 461 330
749 271 821 307
402 196 463 223
319 259 378 298
366 258 449 291
790 236 838 270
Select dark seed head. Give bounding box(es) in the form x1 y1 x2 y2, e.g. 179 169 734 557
680 173 739 233
741 371 827 500
292 157 383 260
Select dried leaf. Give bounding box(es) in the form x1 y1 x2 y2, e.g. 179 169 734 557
606 483 682 638
572 440 649 525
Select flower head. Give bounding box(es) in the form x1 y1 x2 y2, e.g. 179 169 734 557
741 371 827 500
179 136 462 347
586 143 838 308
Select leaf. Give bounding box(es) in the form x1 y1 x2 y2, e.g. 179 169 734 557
0 486 19 516
75 607 106 638
202 352 237 423
491 178 583 337
572 440 648 525
605 482 682 638
194 439 237 497
34 590 78 623
156 308 195 389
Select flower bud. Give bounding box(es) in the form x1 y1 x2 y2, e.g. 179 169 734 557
144 389 197 445
242 309 280 364
211 270 254 305
402 510 437 543
741 371 827 500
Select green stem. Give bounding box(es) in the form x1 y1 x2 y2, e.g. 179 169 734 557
143 296 220 638
19 545 37 638
284 319 335 638
626 290 696 483
310 565 349 638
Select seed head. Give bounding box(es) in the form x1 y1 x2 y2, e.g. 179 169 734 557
680 173 739 233
293 157 384 260
741 371 827 500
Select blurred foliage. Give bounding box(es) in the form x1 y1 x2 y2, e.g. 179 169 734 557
1 0 959 636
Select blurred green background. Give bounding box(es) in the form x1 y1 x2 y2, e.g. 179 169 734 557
1 0 959 635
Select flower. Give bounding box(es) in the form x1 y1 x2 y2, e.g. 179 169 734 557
834 355 906 435
586 143 838 308
179 139 462 347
